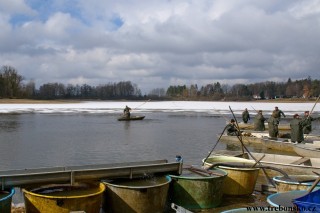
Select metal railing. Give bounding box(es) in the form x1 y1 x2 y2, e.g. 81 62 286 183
0 159 182 189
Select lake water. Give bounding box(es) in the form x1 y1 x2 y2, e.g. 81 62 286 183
1 101 319 170
0 112 227 170
0 101 319 205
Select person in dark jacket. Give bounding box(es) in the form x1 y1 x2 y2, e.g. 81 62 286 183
242 108 250 123
268 114 279 138
226 119 240 136
290 114 308 143
254 110 266 131
272 106 286 122
123 105 131 118
302 111 319 134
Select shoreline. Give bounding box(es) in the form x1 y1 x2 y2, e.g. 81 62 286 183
0 99 84 104
0 98 316 104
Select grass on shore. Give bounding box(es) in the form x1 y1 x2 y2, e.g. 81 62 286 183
0 99 81 104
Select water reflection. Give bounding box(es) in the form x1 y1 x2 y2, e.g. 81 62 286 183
0 115 21 132
123 121 131 145
124 121 131 130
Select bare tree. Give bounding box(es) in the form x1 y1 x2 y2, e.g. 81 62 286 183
0 66 24 98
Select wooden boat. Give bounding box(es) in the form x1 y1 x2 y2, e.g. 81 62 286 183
237 122 290 130
220 133 319 153
263 139 320 153
293 143 320 158
219 134 294 152
260 138 295 153
117 115 145 121
233 151 320 175
304 134 320 141
219 134 266 145
208 150 320 191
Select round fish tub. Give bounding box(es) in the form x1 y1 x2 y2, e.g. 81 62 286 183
204 156 260 196
273 175 319 192
102 176 171 213
169 168 227 210
267 190 308 208
23 182 105 213
0 188 15 213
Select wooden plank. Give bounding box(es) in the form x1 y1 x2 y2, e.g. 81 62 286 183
291 157 311 165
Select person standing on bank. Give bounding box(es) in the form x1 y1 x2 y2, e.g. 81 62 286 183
302 111 319 134
242 108 250 123
123 105 132 118
226 119 240 136
268 114 279 138
254 110 266 131
272 106 286 122
290 114 308 143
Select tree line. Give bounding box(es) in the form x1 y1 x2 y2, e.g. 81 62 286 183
1 65 319 100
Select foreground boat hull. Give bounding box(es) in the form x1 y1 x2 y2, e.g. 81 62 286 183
237 123 290 130
219 135 295 153
219 135 265 145
117 115 145 121
293 144 320 158
261 139 295 152
210 150 320 192
220 134 319 153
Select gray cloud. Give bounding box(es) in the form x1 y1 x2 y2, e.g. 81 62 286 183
1 0 320 93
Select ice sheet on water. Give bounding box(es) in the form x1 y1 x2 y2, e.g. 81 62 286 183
0 101 317 116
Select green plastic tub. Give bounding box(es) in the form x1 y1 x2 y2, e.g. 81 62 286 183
169 168 227 210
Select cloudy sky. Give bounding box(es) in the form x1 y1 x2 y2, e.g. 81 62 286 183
1 0 320 93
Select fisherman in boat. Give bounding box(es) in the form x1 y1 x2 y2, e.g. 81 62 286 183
226 119 241 136
290 113 308 143
254 110 266 131
302 111 319 134
123 105 132 119
268 113 279 138
242 108 250 123
272 106 286 122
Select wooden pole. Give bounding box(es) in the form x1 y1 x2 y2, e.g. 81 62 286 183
213 108 229 122
251 154 265 168
202 125 228 166
250 105 258 113
309 96 320 116
229 106 244 154
308 176 320 193
304 96 320 140
132 99 151 110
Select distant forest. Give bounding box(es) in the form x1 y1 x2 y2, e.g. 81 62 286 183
1 65 319 101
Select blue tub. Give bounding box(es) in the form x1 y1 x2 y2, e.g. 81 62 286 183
293 189 320 213
0 188 15 213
